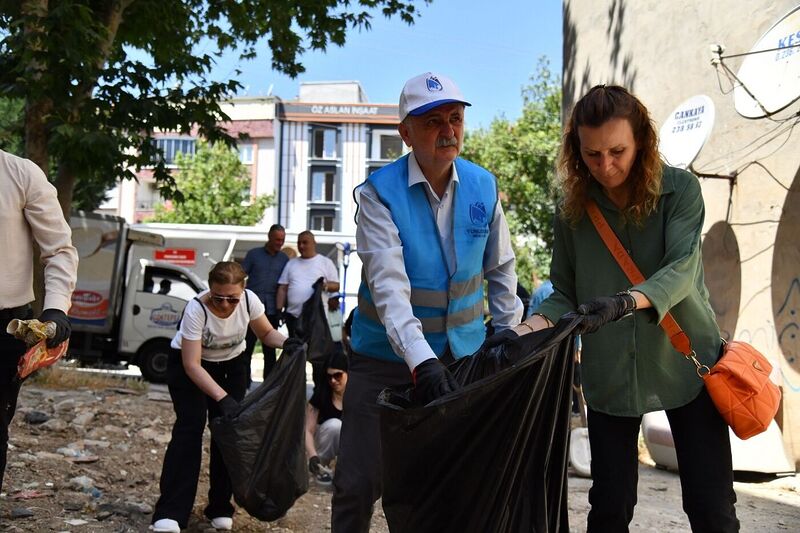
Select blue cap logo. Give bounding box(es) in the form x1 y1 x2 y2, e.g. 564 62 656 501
426 76 443 92
469 202 487 226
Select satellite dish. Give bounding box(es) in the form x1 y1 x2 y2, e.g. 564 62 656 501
659 95 715 170
734 5 800 118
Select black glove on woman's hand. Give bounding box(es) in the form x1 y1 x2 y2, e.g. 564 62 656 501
282 337 305 353
216 395 240 421
39 308 71 348
481 328 519 350
412 358 460 405
576 292 636 334
309 455 321 474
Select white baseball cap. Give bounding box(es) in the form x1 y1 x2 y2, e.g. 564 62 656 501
398 72 471 121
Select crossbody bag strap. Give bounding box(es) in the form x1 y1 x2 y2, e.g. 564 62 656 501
584 200 694 358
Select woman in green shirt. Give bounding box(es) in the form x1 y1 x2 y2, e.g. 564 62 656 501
510 86 739 532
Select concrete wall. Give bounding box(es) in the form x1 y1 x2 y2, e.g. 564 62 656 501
563 0 800 466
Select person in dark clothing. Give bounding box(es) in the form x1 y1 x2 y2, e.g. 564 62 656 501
240 224 289 384
305 351 348 485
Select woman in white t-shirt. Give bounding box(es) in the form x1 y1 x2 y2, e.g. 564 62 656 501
151 262 301 533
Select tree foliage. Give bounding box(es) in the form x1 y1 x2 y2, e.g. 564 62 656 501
149 141 273 225
462 58 561 288
0 0 427 216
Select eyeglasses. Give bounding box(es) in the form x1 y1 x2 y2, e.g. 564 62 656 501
327 371 344 381
211 294 241 304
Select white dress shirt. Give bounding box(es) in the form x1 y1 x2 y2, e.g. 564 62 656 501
0 150 78 312
356 153 523 371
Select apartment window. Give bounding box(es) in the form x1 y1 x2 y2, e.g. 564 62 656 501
311 127 338 159
370 130 403 160
238 144 254 164
309 206 337 232
310 213 335 232
136 182 161 210
152 137 196 165
310 168 337 202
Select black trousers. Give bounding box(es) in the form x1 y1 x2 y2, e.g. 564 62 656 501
331 353 410 533
152 349 249 528
586 387 739 533
0 305 32 493
241 313 280 384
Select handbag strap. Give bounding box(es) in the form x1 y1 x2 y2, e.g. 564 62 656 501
584 200 699 364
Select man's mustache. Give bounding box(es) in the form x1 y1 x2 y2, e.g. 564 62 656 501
436 137 459 148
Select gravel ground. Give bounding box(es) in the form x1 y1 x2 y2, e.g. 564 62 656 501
0 366 798 532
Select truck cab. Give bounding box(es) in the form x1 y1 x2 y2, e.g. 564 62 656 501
69 212 206 382
118 260 206 382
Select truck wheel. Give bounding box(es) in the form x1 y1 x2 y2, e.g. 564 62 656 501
137 340 172 383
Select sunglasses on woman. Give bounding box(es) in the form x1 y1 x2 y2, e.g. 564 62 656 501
211 294 241 304
327 371 344 381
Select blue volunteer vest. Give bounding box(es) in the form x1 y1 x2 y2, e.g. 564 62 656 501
351 154 497 362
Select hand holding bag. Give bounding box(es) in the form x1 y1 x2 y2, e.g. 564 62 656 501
585 200 781 440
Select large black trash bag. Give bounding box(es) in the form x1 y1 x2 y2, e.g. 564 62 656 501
209 342 308 521
296 277 334 364
378 315 580 533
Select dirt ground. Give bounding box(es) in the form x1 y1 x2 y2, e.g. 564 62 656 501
1 366 799 532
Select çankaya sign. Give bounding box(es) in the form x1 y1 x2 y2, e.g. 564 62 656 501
659 95 715 170
734 4 800 118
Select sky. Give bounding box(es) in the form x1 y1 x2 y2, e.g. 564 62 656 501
208 0 563 131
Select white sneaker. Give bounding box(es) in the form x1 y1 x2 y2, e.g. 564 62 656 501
151 518 180 532
210 516 233 530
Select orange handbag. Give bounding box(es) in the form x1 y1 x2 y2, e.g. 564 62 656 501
585 200 781 440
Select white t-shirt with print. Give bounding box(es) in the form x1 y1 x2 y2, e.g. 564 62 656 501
278 254 339 317
171 288 265 362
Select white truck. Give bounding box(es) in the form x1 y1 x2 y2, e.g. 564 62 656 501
68 212 207 382
68 214 361 382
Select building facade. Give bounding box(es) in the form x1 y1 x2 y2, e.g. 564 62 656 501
275 81 403 236
563 0 800 467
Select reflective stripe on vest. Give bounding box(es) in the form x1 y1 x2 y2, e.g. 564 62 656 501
350 155 496 361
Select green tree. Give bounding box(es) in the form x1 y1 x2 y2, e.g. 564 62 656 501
149 141 272 225
462 58 561 289
0 0 428 217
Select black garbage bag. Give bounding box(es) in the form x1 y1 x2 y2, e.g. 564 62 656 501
378 315 580 533
296 277 334 364
209 342 308 521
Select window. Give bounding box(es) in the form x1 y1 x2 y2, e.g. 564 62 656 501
311 127 338 159
238 144 254 164
370 130 403 160
310 168 337 202
152 137 196 165
136 182 161 210
141 267 203 301
310 213 335 232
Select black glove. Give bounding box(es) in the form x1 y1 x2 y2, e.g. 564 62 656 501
282 337 304 353
481 328 519 350
309 455 321 474
412 358 460 405
39 308 71 348
216 395 240 421
576 292 636 335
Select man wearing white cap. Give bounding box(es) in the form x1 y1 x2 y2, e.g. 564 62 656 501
332 72 523 532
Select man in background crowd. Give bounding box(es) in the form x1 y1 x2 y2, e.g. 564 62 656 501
241 224 289 385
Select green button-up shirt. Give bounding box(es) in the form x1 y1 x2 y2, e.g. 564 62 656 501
538 165 721 416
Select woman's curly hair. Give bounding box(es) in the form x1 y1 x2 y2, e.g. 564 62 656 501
557 85 662 225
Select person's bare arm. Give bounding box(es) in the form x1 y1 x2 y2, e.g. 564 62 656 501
181 339 226 401
304 403 319 458
276 284 288 313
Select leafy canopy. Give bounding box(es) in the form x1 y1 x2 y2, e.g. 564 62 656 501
149 141 273 225
462 58 561 288
0 0 427 213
